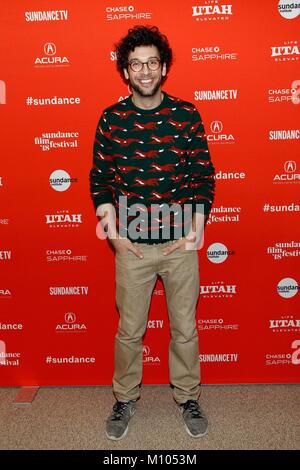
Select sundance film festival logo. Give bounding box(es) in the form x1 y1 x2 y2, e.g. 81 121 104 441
56 312 87 333
207 205 241 225
105 5 152 21
0 345 20 367
49 170 78 192
192 45 237 62
271 40 299 61
34 43 70 67
277 278 299 298
207 120 235 144
278 0 300 19
270 315 300 333
45 210 82 228
34 130 79 152
273 160 300 183
192 1 233 21
267 241 300 260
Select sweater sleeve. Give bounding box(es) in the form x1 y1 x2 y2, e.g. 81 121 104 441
89 112 116 211
188 107 215 216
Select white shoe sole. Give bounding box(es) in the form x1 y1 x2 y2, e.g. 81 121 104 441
105 407 136 441
178 405 209 438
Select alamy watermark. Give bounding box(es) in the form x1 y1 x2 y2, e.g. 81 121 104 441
95 196 205 250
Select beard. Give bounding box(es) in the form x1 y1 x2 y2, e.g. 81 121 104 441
129 75 162 98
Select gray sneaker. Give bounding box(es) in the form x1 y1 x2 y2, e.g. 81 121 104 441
178 400 208 438
106 400 136 441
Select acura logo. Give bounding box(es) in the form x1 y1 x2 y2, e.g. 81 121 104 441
44 43 56 56
65 312 76 324
210 120 223 133
143 346 150 356
284 161 296 173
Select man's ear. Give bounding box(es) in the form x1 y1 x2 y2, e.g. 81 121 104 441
162 62 167 77
123 68 129 80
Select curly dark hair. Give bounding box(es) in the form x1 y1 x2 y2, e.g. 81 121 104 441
114 25 173 80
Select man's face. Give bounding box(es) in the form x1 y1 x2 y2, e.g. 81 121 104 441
123 45 167 98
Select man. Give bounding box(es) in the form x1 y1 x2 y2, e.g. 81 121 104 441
89 25 215 441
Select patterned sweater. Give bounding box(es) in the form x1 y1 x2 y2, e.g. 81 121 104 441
89 91 215 244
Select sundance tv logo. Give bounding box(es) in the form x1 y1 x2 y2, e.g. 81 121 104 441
24 10 68 22
34 43 70 67
192 1 233 21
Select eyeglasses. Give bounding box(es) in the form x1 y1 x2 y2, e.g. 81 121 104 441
128 57 161 72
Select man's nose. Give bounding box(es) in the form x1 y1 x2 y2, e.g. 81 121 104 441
141 62 150 72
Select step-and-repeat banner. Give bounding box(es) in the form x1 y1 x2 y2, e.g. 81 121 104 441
1 1 299 386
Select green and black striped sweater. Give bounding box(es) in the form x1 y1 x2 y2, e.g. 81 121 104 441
89 91 215 244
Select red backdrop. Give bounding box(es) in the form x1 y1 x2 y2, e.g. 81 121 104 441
0 0 299 386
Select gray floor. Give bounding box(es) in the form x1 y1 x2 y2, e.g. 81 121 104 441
0 385 299 450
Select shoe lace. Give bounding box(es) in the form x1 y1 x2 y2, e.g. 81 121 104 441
182 400 204 418
111 402 130 421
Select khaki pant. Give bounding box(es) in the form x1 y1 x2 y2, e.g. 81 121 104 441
113 239 201 404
